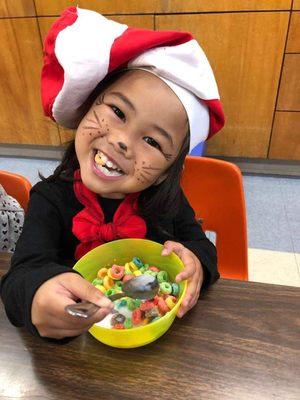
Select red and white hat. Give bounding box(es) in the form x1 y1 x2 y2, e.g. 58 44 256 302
41 7 225 152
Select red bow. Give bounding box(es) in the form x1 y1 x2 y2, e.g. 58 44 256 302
72 170 147 259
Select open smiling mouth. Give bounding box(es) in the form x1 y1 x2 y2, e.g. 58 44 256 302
94 150 125 177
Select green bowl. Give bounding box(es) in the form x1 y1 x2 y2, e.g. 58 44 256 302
73 238 187 348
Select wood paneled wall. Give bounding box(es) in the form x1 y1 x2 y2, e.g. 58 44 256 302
269 11 300 160
0 0 299 160
157 12 289 158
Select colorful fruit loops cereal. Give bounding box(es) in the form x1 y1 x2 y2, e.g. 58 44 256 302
92 257 180 330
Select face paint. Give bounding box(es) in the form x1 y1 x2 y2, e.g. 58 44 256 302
82 104 109 139
75 70 187 198
93 110 102 127
133 161 163 184
162 153 173 162
95 95 111 134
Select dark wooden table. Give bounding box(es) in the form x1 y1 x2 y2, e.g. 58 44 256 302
1 252 299 400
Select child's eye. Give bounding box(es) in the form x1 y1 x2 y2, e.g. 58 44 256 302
110 105 126 121
143 136 162 151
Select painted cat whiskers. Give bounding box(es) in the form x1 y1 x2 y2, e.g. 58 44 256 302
82 95 108 139
134 161 163 184
81 92 174 186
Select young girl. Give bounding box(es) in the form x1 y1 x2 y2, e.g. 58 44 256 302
0 7 225 339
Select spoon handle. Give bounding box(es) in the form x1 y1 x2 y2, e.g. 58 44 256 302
65 301 99 318
108 292 126 302
65 292 125 318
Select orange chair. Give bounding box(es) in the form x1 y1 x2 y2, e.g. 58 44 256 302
181 156 248 280
0 170 32 212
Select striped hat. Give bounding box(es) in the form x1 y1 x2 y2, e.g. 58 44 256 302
41 7 225 153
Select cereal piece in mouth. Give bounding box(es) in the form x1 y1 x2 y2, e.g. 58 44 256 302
94 150 124 174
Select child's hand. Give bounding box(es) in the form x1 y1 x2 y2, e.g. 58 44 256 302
161 240 204 318
31 273 114 339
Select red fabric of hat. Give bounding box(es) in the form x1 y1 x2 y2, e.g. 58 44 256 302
41 7 225 151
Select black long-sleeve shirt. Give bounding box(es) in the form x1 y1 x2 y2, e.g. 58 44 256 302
0 177 219 336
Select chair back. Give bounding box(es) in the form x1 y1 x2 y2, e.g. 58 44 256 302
0 170 32 212
181 156 248 280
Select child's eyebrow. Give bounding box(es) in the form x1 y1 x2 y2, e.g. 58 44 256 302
151 124 174 148
109 91 135 112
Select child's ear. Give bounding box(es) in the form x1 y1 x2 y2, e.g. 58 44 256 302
153 173 168 186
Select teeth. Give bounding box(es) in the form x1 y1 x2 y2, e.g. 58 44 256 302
101 153 108 164
94 150 123 172
96 164 123 177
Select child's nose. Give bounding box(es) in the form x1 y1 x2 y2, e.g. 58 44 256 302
118 142 127 152
108 128 133 158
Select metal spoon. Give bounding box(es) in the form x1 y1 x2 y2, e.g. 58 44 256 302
65 274 159 319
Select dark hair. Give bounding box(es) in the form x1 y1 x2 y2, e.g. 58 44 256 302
41 70 190 221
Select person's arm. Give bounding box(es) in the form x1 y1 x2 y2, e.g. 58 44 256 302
173 191 219 290
0 187 113 338
0 189 76 335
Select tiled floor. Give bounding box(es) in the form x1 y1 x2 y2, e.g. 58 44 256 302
243 175 300 287
1 156 299 287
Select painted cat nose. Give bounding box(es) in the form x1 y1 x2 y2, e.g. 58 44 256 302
118 141 127 152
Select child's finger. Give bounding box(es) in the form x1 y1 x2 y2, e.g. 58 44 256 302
177 266 202 317
59 273 114 310
67 306 113 328
177 276 199 317
175 250 197 282
187 272 203 309
41 292 112 329
35 310 89 338
62 304 112 328
161 240 184 256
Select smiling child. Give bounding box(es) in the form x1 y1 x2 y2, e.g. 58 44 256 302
0 7 224 339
